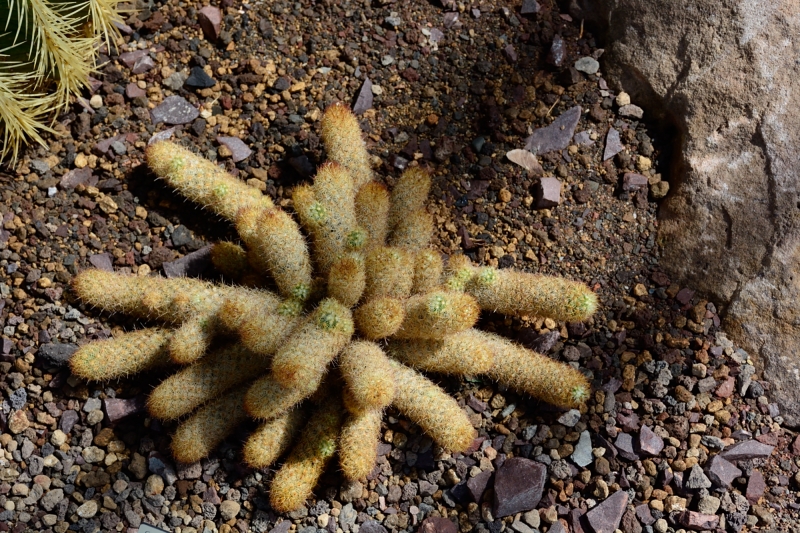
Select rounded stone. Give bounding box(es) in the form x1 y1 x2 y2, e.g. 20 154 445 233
144 474 164 496
219 500 241 521
50 430 67 447
77 500 98 518
81 446 105 463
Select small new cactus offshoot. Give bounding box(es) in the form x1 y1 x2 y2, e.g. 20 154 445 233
0 0 123 162
69 103 598 512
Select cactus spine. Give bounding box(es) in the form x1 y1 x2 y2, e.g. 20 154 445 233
70 104 599 512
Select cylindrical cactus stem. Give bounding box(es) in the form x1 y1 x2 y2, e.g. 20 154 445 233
313 162 359 243
354 297 405 340
339 341 396 412
269 397 344 513
236 206 312 300
339 408 382 480
481 331 591 408
363 246 414 300
292 184 341 274
146 141 272 221
412 249 443 294
355 181 390 248
320 103 373 189
394 291 480 340
389 360 476 452
244 373 316 420
147 344 269 421
236 311 300 358
445 255 598 321
210 241 250 281
388 209 434 251
386 328 494 376
271 299 353 388
69 328 172 380
216 289 284 331
444 254 474 292
327 253 366 308
168 315 216 364
388 166 431 231
171 388 248 464
243 408 305 469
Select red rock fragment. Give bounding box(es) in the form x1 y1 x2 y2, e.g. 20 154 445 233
198 6 222 41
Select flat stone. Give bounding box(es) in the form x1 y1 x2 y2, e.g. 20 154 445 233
185 66 216 88
547 521 566 533
88 252 113 271
684 464 712 489
622 173 649 191
677 511 718 531
353 77 374 114
603 127 623 161
558 409 581 427
216 136 252 163
638 424 663 456
575 57 600 75
60 167 93 188
618 104 644 119
420 517 457 533
163 245 212 278
745 469 766 503
697 495 721 515
119 50 148 69
533 177 562 208
40 488 63 511
506 149 544 175
518 329 560 353
163 71 188 91
585 490 628 533
493 457 546 518
37 343 77 367
151 96 200 125
716 376 736 398
720 439 774 462
635 504 655 526
360 521 388 533
466 470 493 503
104 396 146 423
571 431 593 468
706 455 742 489
125 82 145 99
198 5 222 40
149 127 178 145
524 105 581 155
520 0 541 14
614 432 639 461
131 55 155 75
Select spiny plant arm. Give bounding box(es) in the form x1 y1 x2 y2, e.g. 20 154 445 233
327 253 366 308
236 206 312 300
363 246 414 300
388 209 434 251
446 255 598 321
480 331 591 408
171 388 249 464
339 341 395 412
243 408 305 469
168 315 216 364
339 408 382 480
146 141 272 221
394 291 480 340
355 182 389 248
147 345 269 421
270 396 344 512
386 328 494 376
210 241 250 281
312 162 362 255
0 75 55 162
353 297 405 340
244 373 318 421
69 328 172 380
412 249 443 294
389 360 476 452
270 298 353 388
320 102 373 189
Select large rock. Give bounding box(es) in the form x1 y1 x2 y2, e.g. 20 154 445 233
570 0 800 426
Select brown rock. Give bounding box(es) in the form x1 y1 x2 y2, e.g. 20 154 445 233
569 0 800 428
198 6 222 41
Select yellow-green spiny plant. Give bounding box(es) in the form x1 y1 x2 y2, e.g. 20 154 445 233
0 0 123 162
69 103 598 512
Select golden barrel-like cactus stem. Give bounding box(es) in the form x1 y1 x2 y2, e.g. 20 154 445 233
339 409 382 480
69 328 172 381
243 409 305 469
320 103 373 189
171 388 248 464
339 341 396 412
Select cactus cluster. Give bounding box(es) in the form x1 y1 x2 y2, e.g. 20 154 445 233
0 0 123 162
69 104 598 512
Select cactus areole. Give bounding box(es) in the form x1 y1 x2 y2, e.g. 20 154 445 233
69 103 598 512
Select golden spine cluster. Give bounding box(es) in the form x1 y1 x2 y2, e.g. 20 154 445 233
70 103 598 511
